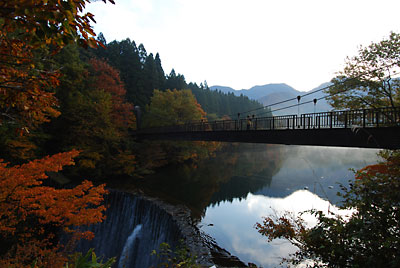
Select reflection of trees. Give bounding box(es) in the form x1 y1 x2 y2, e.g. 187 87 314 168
209 174 273 206
138 143 284 220
253 146 380 202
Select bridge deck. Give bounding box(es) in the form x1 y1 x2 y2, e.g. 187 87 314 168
136 127 400 149
134 107 400 149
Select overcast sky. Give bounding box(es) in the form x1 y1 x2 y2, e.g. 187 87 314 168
86 0 400 92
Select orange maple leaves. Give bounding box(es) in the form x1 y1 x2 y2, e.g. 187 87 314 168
0 1 114 266
0 35 61 132
356 152 400 180
0 0 115 133
89 58 135 129
0 0 115 51
0 150 108 266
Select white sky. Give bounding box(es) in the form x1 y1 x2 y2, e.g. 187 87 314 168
86 0 400 92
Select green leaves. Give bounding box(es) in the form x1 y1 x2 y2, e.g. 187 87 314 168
143 89 205 128
326 32 400 109
66 248 115 268
152 240 200 268
140 89 218 164
50 53 137 178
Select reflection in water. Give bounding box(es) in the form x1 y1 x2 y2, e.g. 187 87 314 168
255 146 380 203
200 146 380 267
139 143 283 219
201 191 352 268
209 174 272 207
134 144 380 267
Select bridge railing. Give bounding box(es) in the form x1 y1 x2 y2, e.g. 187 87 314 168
250 115 296 130
138 107 400 134
299 106 400 129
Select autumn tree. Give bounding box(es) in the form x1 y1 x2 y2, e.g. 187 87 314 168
326 32 400 109
50 55 137 178
255 150 400 267
88 57 135 130
0 0 115 163
0 150 108 267
95 39 145 105
91 36 266 119
0 0 114 132
258 33 400 267
0 1 115 266
91 38 169 107
141 89 219 165
143 89 205 127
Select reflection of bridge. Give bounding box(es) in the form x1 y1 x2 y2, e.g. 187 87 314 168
135 107 400 149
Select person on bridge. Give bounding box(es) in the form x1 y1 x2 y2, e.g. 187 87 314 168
247 115 252 130
252 114 256 130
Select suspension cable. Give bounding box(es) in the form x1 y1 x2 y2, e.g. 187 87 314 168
229 62 399 118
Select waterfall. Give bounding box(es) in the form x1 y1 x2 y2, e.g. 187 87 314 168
72 191 181 268
118 224 142 268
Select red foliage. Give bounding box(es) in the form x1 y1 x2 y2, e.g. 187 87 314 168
0 37 61 132
0 150 108 267
89 58 135 129
0 0 115 133
356 154 399 180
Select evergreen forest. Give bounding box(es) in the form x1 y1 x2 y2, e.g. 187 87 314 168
1 31 267 179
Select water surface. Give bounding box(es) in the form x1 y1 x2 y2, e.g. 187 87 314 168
140 144 380 267
199 145 380 267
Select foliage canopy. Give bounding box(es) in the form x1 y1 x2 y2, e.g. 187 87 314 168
0 150 108 267
0 0 114 133
326 32 400 109
143 89 205 127
140 89 219 165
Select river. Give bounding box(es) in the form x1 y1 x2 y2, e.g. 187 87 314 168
197 145 380 267
75 144 381 267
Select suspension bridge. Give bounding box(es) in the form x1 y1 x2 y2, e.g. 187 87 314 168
134 107 400 149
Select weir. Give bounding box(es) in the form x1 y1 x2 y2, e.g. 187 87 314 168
73 191 181 268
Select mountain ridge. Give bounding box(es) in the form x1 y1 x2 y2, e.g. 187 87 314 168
210 82 333 115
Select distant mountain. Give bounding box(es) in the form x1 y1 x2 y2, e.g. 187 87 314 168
210 85 236 94
240 84 298 100
210 82 333 116
211 83 297 99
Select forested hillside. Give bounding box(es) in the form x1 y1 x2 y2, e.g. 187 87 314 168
0 31 267 178
90 34 266 120
0 3 246 263
189 84 266 120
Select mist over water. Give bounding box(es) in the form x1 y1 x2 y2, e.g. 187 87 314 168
78 144 381 268
199 145 381 267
